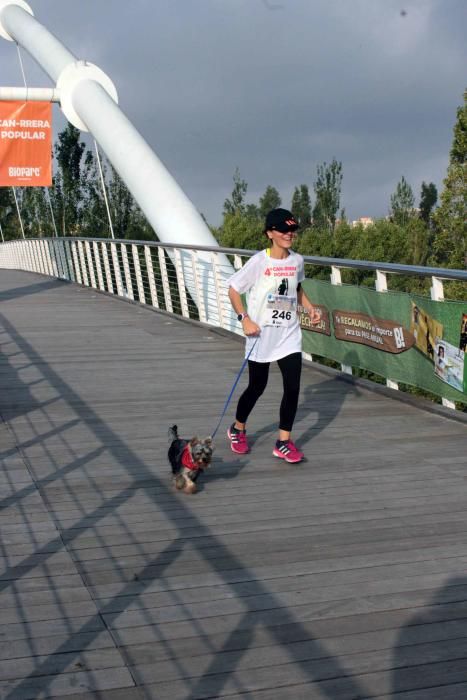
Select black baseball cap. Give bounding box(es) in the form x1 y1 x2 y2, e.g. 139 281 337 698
265 208 298 233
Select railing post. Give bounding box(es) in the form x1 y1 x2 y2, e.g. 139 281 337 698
64 240 76 282
132 244 146 304
330 265 352 374
233 254 243 270
84 240 96 288
71 241 82 284
24 241 32 271
375 270 399 390
431 276 455 409
101 242 114 293
57 239 69 280
120 243 134 300
37 239 47 274
191 250 207 323
158 246 173 313
45 239 56 277
144 245 159 308
41 239 51 275
51 239 63 278
431 276 444 302
174 248 190 318
50 239 61 277
77 241 89 286
386 380 399 391
110 242 124 296
13 241 19 269
375 270 388 293
92 241 105 291
330 265 342 286
211 251 226 329
13 241 21 269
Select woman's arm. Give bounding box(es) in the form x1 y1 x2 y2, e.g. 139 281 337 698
297 286 321 325
228 287 261 336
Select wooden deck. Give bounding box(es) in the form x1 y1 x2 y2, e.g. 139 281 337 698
1 268 467 700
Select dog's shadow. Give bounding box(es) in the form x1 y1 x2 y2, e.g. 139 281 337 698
195 454 248 493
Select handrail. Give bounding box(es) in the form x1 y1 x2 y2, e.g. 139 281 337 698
9 236 467 282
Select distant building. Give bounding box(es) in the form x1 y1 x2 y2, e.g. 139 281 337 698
352 216 374 228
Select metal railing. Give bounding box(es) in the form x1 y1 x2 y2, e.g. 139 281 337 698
1 237 466 408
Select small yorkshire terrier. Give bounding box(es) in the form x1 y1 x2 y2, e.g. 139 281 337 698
168 425 213 494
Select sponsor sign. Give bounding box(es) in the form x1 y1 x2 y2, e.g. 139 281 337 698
332 310 415 354
300 278 466 401
299 305 331 336
0 101 52 186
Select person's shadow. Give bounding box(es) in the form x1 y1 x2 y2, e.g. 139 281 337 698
391 575 467 696
250 349 362 451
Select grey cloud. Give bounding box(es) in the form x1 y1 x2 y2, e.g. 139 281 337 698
0 0 465 226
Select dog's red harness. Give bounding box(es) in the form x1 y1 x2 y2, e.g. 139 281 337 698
180 445 201 472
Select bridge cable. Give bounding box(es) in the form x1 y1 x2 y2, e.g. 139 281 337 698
94 140 115 239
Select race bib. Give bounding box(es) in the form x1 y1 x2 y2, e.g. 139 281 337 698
264 294 297 327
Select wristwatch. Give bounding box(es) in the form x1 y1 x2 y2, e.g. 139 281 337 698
237 312 249 322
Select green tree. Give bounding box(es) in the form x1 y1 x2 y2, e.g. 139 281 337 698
80 150 108 238
108 163 152 239
291 184 311 229
419 181 437 225
0 187 17 240
432 89 466 272
259 185 281 219
218 211 263 250
15 187 52 238
312 159 343 233
389 175 415 226
223 167 248 216
54 124 86 235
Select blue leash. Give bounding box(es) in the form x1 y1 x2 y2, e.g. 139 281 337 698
211 337 258 439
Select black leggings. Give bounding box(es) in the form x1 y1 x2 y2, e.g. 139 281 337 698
236 352 302 432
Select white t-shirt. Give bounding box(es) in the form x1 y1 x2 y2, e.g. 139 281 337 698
228 249 305 363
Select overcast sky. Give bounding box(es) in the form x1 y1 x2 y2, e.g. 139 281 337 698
1 0 465 225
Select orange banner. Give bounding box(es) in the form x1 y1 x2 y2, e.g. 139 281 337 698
0 101 52 186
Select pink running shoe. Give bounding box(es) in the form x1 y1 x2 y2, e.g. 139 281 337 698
272 439 304 463
228 424 250 454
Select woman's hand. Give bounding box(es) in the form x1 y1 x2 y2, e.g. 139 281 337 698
242 317 261 336
307 305 322 325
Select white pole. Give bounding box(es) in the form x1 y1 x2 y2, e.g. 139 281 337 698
0 220 4 242
0 86 59 100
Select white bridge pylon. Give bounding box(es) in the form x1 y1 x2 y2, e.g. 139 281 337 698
0 0 235 326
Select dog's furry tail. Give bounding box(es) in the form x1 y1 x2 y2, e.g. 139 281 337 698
168 425 179 442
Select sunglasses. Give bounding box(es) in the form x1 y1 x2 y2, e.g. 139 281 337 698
272 226 298 234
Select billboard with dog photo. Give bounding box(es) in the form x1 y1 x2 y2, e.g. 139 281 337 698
434 338 465 392
300 278 467 403
410 302 443 361
459 313 467 353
